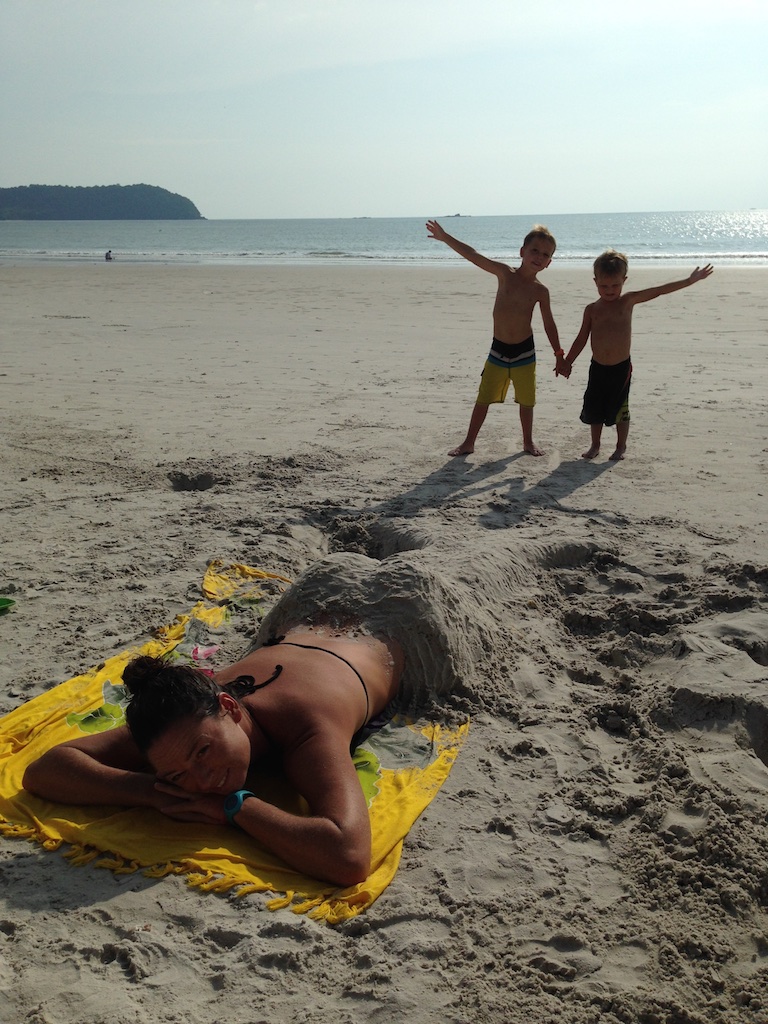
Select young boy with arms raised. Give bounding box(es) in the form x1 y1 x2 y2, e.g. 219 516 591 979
560 250 713 461
426 219 563 457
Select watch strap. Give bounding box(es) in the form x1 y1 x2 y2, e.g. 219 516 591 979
223 789 255 825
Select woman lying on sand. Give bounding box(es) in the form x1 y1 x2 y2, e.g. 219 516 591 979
23 624 404 887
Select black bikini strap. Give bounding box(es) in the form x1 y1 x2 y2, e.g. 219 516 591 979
245 665 283 690
259 635 370 723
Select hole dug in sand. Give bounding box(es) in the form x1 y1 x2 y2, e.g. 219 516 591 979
652 642 768 771
745 703 768 769
327 514 432 559
167 470 217 492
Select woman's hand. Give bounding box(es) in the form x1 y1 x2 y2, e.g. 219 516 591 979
153 781 228 825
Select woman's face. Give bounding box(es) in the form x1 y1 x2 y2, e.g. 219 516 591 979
148 702 251 794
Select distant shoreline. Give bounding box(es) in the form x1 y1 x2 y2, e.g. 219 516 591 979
0 184 203 221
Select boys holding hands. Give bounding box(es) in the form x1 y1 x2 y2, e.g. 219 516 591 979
427 219 564 457
560 251 713 461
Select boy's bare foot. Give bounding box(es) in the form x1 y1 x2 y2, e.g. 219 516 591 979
581 444 600 460
609 446 626 461
448 444 474 457
523 442 544 457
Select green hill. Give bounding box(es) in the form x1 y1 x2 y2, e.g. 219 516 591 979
0 184 203 220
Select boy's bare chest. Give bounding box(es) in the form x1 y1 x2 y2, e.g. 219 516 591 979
494 279 538 317
592 301 633 336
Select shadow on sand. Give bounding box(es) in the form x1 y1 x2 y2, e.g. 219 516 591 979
353 449 617 530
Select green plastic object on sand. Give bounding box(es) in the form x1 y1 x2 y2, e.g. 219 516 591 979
0 598 16 615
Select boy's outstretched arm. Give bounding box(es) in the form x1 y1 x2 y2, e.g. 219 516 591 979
426 219 508 276
627 264 714 306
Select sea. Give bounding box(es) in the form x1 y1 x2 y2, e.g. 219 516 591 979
1 210 766 268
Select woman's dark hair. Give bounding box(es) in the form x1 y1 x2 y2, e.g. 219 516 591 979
122 655 259 752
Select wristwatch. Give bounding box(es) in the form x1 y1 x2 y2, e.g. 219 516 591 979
223 789 256 825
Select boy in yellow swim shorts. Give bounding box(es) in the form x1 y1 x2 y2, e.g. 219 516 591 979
427 219 564 457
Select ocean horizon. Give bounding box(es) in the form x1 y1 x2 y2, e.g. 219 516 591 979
1 210 766 268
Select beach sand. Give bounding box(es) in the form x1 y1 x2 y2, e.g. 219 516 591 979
1 263 767 1023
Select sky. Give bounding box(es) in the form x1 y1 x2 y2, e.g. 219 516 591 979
1 0 766 219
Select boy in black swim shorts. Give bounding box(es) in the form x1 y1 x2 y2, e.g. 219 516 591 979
559 250 713 461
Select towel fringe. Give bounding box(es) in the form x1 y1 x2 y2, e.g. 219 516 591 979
230 882 263 897
298 896 363 924
183 869 243 894
95 854 141 875
143 861 188 879
0 820 55 845
261 891 365 924
265 891 296 912
64 844 101 866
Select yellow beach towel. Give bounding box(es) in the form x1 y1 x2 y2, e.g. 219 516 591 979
0 562 468 924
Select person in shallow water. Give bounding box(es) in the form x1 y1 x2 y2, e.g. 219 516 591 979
23 624 405 887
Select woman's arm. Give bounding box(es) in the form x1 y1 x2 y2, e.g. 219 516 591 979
22 726 162 809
